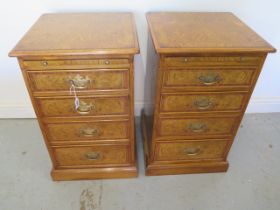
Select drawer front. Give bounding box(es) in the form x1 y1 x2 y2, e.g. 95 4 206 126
160 92 246 113
37 95 129 117
163 69 255 88
158 117 238 138
54 144 129 167
28 69 128 92
165 56 260 67
155 140 228 161
46 120 129 142
22 58 129 70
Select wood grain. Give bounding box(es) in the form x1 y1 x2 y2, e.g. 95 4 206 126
28 69 128 92
155 140 228 161
10 13 139 180
164 56 261 67
163 68 255 88
147 12 276 53
22 58 130 70
51 165 138 180
45 120 129 142
9 13 139 57
141 111 229 176
54 144 129 167
157 116 238 138
36 95 129 117
160 92 247 113
142 12 275 176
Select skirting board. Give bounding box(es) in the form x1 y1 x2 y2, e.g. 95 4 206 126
0 97 280 118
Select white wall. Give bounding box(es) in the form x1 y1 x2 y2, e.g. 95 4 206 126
0 0 279 118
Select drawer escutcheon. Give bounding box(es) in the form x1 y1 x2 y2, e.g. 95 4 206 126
41 61 48 66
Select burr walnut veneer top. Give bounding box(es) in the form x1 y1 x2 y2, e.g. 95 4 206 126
9 13 139 57
146 12 276 53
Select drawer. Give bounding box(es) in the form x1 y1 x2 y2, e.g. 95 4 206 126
160 92 247 113
165 56 260 67
46 120 129 142
155 140 228 161
36 95 129 117
158 116 238 138
163 68 255 88
53 144 129 167
22 58 129 70
28 69 128 92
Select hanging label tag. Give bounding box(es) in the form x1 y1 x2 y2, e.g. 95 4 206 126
69 83 80 110
74 97 80 110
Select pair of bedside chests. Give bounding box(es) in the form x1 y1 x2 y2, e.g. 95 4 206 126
9 12 275 180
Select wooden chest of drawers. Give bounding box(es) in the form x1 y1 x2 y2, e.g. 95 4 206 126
142 12 275 176
9 13 139 180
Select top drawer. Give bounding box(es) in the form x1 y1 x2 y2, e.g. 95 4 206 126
22 59 130 70
165 56 261 67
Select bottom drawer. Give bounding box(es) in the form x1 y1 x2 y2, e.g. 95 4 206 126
53 144 129 167
155 140 228 161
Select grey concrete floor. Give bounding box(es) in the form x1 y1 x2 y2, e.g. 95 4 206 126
0 113 279 210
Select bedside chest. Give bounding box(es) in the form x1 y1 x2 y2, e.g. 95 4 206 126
9 13 139 180
142 12 275 176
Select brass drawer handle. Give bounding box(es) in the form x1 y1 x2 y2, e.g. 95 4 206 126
194 98 213 110
198 74 221 85
85 152 100 160
77 101 94 115
41 61 48 66
104 60 110 65
69 74 91 90
184 147 201 156
188 123 207 133
80 127 99 137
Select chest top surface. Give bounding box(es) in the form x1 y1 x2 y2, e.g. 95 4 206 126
9 13 139 57
146 12 275 54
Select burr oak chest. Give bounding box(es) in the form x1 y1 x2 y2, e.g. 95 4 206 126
9 13 139 180
142 12 275 176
